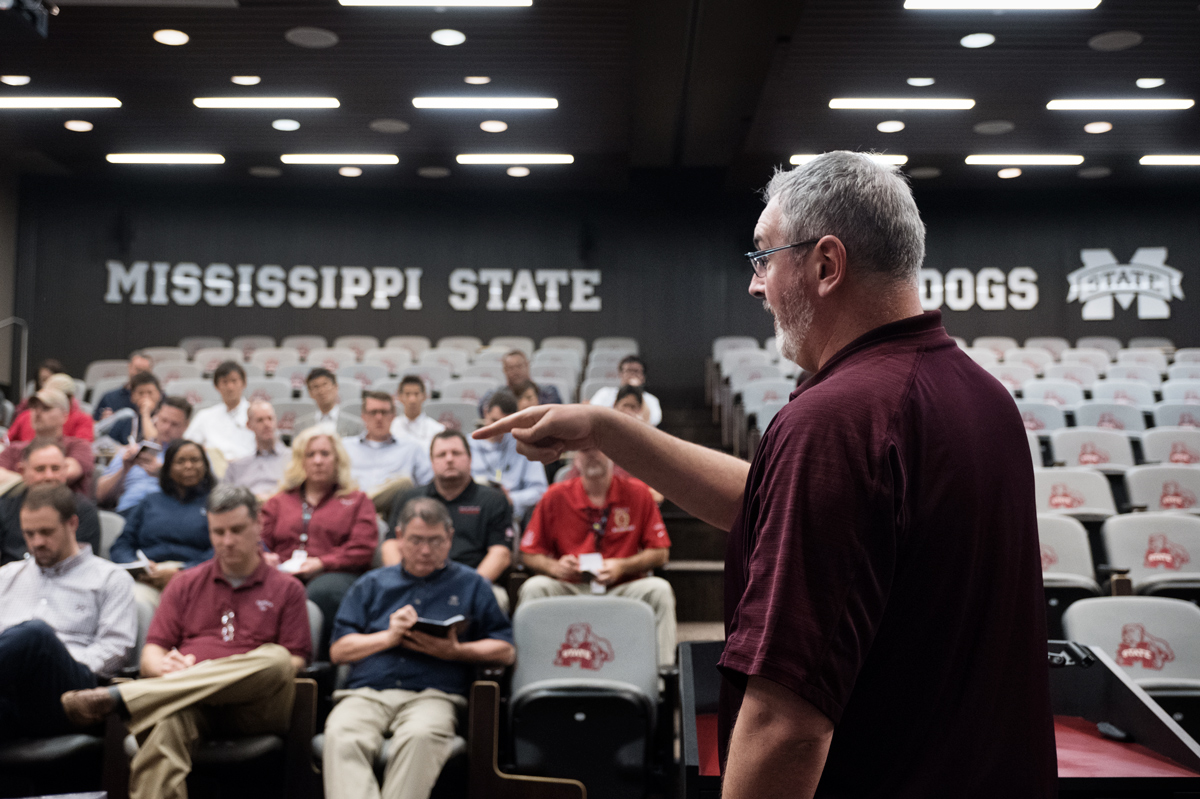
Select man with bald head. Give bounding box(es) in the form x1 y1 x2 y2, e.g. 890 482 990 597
222 400 289 499
475 152 1055 798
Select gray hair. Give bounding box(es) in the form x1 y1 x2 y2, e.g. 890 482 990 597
207 484 259 520
764 151 926 283
396 497 454 536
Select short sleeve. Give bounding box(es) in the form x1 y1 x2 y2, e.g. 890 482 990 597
468 574 513 645
484 492 512 550
330 574 374 642
634 488 670 550
519 497 554 556
276 580 313 661
0 445 19 472
108 500 145 564
718 421 900 726
259 494 281 552
145 575 187 650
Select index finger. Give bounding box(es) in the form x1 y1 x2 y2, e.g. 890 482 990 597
472 404 552 440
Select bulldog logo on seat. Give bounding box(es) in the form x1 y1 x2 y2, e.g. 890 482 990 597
1160 482 1197 511
1169 443 1200 464
1116 623 1175 670
1048 484 1085 509
553 622 614 671
1078 443 1110 465
1144 534 1190 570
1040 544 1058 570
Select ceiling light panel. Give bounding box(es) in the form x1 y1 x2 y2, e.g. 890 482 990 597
1140 155 1200 166
0 76 31 86
0 97 121 108
231 76 261 86
281 154 399 164
107 154 224 164
1083 121 1112 133
959 33 995 48
413 97 557 109
965 154 1083 164
791 154 908 165
340 0 529 5
464 77 492 85
829 98 974 110
64 120 93 132
906 78 935 87
507 166 531 177
457 154 573 164
876 120 906 133
480 120 508 132
1136 78 1165 89
194 97 339 108
1047 99 1193 110
905 1 1099 7
430 29 466 46
997 168 1022 178
153 29 189 46
272 119 300 131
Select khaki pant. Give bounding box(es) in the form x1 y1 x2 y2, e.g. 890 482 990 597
519 575 678 665
369 476 415 518
117 643 296 799
132 581 163 610
323 686 466 799
491 583 510 615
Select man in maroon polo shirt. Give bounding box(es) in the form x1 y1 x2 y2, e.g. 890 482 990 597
61 485 311 799
476 151 1056 798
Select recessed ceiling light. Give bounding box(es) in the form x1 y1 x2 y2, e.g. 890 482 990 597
997 168 1022 179
249 166 282 177
339 167 363 177
280 154 399 164
791 154 908 165
194 97 340 108
829 98 974 110
272 119 300 131
907 166 942 179
464 76 492 85
1083 121 1112 133
906 77 935 87
431 29 467 46
507 166 530 177
1088 30 1141 51
457 153 573 164
413 97 558 109
231 76 261 86
340 0 530 5
0 75 31 86
0 97 121 109
285 27 339 49
876 120 905 133
973 120 1015 135
1136 78 1165 89
905 0 1099 7
417 166 451 178
1140 155 1200 166
153 29 189 46
1047 98 1193 110
64 120 93 132
966 154 1083 165
480 120 508 133
959 33 995 48
369 119 411 133
107 153 224 164
1078 166 1112 178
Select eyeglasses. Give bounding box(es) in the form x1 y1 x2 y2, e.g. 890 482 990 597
405 535 451 550
221 610 236 642
744 239 820 277
362 408 394 417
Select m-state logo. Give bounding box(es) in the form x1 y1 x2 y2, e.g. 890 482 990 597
1067 247 1184 320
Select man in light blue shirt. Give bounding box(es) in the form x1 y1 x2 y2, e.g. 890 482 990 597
469 390 548 522
342 392 433 512
96 397 192 516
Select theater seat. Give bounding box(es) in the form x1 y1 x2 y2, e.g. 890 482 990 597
1142 428 1200 465
1051 428 1135 474
1125 465 1200 515
1033 468 1117 522
1102 514 1200 600
1037 514 1102 638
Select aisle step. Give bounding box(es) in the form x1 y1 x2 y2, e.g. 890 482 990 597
662 560 724 622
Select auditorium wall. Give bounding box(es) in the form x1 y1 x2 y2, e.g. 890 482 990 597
11 175 1199 393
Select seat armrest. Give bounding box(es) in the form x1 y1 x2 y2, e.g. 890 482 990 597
285 677 319 799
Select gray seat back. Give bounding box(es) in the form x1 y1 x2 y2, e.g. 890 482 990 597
1142 428 1200 465
1102 513 1200 588
1037 514 1096 581
98 510 126 560
1063 596 1200 681
1125 465 1200 514
306 600 323 656
1074 402 1146 433
1051 427 1135 469
1033 468 1116 520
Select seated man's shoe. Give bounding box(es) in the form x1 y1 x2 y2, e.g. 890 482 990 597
61 686 118 727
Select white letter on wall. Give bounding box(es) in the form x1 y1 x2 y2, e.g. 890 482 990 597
403 268 423 310
975 267 1007 311
478 269 513 311
943 268 975 311
339 267 373 309
506 269 543 311
448 269 479 311
171 263 202 306
203 263 235 306
105 260 148 304
256 266 287 308
288 266 319 309
569 270 602 311
1008 267 1039 310
535 270 570 312
371 267 404 310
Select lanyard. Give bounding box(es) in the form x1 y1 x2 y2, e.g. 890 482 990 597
300 499 313 548
482 437 513 482
589 505 612 550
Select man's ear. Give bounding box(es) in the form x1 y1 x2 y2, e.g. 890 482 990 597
814 235 848 298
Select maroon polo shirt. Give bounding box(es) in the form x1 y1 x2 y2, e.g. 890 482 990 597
0 435 94 497
146 557 312 663
521 473 669 585
259 487 377 573
720 311 1055 797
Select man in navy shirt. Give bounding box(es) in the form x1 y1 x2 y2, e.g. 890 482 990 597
323 496 514 799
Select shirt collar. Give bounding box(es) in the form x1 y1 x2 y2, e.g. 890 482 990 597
399 562 450 582
209 555 271 589
39 544 92 577
567 473 621 511
359 434 396 447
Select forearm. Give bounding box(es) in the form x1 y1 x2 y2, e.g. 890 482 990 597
96 468 128 502
476 546 511 582
455 639 515 666
380 539 401 567
140 644 170 677
722 676 833 799
596 411 748 531
521 552 559 578
290 655 306 673
64 457 84 484
330 631 396 664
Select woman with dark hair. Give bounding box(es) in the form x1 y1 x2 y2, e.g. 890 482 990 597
12 359 67 418
109 439 216 607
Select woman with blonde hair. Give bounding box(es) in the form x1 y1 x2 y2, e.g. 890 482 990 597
260 423 377 658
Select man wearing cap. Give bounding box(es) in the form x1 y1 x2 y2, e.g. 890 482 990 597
0 387 95 497
6 373 96 443
94 351 154 420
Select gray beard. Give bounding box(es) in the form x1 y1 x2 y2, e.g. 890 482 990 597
766 282 813 365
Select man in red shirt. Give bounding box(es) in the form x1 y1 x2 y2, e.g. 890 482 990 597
0 387 94 496
520 447 676 665
60 485 311 799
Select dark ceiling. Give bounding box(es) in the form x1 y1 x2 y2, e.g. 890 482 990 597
0 0 1197 192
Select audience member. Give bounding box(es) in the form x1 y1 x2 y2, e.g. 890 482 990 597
295 368 365 438
0 484 135 741
94 351 154 420
260 424 377 659
614 385 645 418
222 400 289 499
469 390 547 522
513 380 541 411
1 439 102 565
476 350 562 416
342 391 433 513
519 448 676 664
11 358 65 418
382 430 512 610
60 486 309 799
586 355 662 426
109 440 216 609
96 397 192 516
7 374 95 444
98 371 162 447
323 497 514 799
390 375 445 452
0 387 94 496
183 360 255 467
